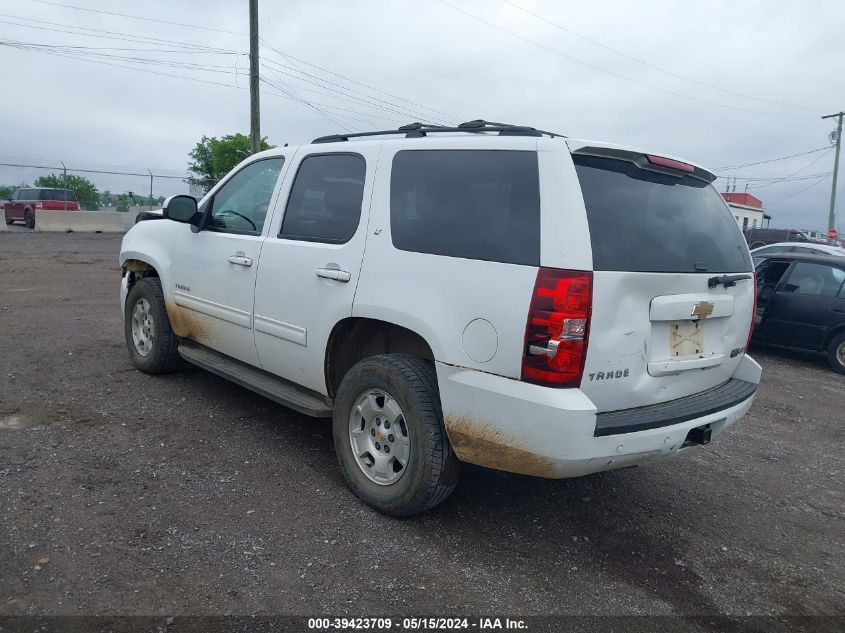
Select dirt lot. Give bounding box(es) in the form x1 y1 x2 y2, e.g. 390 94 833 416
0 233 843 621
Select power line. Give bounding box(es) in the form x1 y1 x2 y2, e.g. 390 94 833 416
751 149 833 189
2 41 241 74
3 36 408 131
259 75 356 134
5 41 238 89
4 41 246 54
716 172 831 183
713 147 831 170
27 0 247 36
766 175 830 205
259 39 460 123
0 160 200 181
4 9 457 129
502 0 822 114
0 14 238 53
433 0 816 118
261 59 447 125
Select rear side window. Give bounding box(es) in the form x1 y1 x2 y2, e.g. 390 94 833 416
280 154 366 244
574 154 752 273
390 150 540 266
783 262 845 298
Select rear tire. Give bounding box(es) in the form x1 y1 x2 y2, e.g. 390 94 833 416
24 209 34 229
124 277 180 374
333 354 461 517
4 218 13 226
827 332 845 375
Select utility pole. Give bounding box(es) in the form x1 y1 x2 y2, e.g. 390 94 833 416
823 111 843 240
249 0 261 155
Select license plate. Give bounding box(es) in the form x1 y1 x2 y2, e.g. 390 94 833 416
670 320 703 357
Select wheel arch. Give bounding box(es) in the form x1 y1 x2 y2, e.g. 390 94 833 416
325 317 437 398
823 322 845 349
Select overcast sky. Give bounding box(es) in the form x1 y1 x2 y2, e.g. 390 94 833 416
1 0 843 231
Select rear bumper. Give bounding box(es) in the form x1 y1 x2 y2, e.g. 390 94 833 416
436 354 761 479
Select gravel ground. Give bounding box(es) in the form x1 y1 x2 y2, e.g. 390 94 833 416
0 232 843 621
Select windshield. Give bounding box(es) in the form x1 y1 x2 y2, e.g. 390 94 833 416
574 154 753 273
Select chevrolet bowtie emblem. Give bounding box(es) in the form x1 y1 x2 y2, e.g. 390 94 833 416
691 301 715 318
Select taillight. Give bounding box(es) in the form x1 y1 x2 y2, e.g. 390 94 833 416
745 272 757 352
522 268 592 387
35 202 43 209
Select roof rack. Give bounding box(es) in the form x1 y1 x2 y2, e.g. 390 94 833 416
311 119 566 144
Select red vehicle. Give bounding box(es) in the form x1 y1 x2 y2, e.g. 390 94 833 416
4 187 80 228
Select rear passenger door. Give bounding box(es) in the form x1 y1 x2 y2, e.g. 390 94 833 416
253 149 376 394
762 261 845 349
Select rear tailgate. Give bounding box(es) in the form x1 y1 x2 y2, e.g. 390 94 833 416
569 143 755 412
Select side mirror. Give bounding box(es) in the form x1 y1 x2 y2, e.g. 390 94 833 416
163 195 200 224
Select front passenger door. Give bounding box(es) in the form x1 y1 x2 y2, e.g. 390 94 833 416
169 157 286 366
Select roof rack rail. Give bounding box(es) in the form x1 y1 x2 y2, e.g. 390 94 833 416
311 119 566 143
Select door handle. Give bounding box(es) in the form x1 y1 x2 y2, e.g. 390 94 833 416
316 268 351 283
227 254 253 267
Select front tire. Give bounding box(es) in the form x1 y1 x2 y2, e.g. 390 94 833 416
827 332 845 375
124 277 180 374
333 354 461 517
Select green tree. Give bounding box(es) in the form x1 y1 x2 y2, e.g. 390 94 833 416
34 173 100 210
116 194 131 212
0 185 12 200
187 133 273 193
100 190 112 206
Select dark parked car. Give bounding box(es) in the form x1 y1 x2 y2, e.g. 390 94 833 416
744 227 825 249
753 253 845 373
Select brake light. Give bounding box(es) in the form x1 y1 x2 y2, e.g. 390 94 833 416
35 201 43 209
522 268 592 387
645 154 695 173
745 272 757 352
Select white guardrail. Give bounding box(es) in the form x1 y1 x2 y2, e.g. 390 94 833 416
34 210 128 233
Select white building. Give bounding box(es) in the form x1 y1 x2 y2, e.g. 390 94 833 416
721 192 768 232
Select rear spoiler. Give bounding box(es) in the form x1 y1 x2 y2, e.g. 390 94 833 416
568 144 717 184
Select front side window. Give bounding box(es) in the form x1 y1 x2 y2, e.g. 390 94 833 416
783 262 845 298
207 158 285 235
390 150 540 265
280 154 366 243
10 190 19 201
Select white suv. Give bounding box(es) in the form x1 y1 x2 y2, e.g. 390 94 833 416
119 120 761 516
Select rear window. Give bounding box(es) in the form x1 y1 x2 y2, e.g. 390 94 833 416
574 154 752 273
390 150 540 266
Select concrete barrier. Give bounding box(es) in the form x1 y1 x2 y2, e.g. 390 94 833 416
0 208 6 231
35 210 127 233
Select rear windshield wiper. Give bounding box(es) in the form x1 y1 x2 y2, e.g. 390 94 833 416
708 274 752 288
